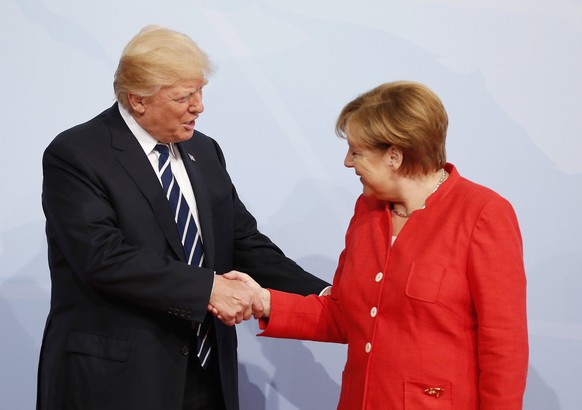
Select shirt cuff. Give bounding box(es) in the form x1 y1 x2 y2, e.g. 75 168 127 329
319 286 332 296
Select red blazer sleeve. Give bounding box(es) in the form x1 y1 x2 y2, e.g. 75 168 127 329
258 288 348 343
467 197 529 409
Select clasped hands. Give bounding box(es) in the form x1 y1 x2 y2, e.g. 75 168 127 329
207 271 271 326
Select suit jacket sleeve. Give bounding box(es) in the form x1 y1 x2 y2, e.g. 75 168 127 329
42 125 214 323
205 138 329 296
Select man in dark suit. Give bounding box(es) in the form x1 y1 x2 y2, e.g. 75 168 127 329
37 25 328 410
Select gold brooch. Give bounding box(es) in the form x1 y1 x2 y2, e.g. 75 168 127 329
424 387 444 398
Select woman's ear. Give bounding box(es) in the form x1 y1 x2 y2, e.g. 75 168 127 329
386 146 403 169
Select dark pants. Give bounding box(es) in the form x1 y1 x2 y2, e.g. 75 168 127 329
182 333 226 410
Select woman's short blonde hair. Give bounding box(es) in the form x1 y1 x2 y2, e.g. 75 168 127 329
336 81 448 176
114 25 213 109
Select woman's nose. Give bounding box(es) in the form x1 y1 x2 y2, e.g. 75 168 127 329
344 153 354 168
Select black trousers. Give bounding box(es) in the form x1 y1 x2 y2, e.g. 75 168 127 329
182 333 226 410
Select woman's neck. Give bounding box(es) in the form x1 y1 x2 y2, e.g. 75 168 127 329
390 168 447 219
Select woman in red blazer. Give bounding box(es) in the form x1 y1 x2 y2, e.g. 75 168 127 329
226 81 529 409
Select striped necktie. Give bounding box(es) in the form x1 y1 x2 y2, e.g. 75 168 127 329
155 144 214 368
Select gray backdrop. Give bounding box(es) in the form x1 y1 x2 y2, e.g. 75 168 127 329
1 0 581 409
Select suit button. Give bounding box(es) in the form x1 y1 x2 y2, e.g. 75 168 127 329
375 272 383 282
370 307 378 317
181 345 189 356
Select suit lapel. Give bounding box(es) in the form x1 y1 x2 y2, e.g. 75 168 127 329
105 105 186 262
177 143 216 268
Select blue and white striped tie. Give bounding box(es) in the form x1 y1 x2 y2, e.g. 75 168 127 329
155 144 214 368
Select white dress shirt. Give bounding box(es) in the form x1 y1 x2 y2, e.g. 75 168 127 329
118 104 204 239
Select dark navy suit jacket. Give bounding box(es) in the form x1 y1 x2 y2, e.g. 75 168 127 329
37 104 328 410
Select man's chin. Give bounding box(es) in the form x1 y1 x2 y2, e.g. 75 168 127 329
173 132 196 143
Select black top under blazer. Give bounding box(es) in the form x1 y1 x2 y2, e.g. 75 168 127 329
37 104 328 410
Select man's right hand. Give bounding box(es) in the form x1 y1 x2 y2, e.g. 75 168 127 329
208 273 264 326
221 271 271 318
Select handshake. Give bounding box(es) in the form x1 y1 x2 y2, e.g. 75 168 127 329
207 271 271 326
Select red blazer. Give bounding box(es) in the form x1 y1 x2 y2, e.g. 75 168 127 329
260 163 528 409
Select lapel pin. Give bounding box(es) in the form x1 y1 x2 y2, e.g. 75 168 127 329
188 153 196 162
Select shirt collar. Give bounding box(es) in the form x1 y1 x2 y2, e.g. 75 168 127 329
118 103 177 157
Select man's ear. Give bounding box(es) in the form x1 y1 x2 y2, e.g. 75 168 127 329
127 93 146 114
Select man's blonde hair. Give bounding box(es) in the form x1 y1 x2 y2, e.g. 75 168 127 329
114 25 213 109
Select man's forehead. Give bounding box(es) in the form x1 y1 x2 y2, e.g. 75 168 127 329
165 78 206 91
